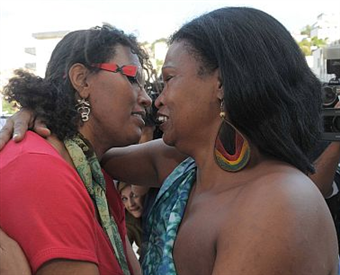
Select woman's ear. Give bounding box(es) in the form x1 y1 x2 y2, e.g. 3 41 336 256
216 74 224 101
68 63 90 98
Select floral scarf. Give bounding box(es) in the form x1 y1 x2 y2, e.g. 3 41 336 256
64 133 130 275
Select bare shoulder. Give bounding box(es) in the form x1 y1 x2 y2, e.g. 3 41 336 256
213 165 339 275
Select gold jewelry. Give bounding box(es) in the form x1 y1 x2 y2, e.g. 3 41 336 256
219 100 226 119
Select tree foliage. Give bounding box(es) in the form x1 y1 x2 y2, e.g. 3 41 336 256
297 25 328 56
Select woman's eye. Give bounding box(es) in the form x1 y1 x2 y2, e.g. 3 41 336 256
164 75 173 82
121 197 127 202
127 76 145 90
126 76 138 84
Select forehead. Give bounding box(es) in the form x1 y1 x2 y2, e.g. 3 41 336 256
121 185 132 195
163 41 199 70
110 44 141 67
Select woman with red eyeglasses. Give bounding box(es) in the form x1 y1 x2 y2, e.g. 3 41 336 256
0 25 153 275
1 7 339 275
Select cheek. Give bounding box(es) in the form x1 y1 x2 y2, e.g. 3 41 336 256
96 94 134 121
135 198 144 209
93 78 136 109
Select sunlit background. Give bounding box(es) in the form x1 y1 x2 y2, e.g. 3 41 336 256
0 0 340 118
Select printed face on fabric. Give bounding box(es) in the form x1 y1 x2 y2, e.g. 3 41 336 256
83 45 152 151
155 41 221 154
120 185 144 218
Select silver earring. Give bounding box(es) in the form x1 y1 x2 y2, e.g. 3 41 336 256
76 98 91 122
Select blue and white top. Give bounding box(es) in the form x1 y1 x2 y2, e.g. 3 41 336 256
142 157 196 275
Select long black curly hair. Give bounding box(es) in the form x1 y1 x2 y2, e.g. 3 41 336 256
3 25 154 140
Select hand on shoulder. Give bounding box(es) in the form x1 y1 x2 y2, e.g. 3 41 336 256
0 108 51 150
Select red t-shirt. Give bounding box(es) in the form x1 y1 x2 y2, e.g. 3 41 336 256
0 132 131 275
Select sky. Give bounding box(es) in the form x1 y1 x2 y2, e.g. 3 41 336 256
1 0 340 42
0 0 339 69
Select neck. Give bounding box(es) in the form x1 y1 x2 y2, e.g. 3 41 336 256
193 143 265 190
78 129 105 161
46 135 75 168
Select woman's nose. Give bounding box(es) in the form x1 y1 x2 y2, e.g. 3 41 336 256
154 92 163 109
138 87 152 108
128 198 136 208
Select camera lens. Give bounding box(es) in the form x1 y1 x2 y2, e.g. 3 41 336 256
332 116 340 132
322 86 337 107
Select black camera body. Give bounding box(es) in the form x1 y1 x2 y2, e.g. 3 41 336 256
321 45 340 141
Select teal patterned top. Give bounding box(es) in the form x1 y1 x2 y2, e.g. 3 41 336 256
141 157 196 275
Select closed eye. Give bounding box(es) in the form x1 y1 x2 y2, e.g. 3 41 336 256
126 76 139 84
163 75 173 83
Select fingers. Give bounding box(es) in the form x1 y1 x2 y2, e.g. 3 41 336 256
33 119 51 138
12 109 35 140
0 109 51 151
0 111 30 151
12 120 29 142
0 118 14 150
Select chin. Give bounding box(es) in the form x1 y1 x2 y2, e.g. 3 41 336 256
124 130 142 145
132 212 142 219
162 133 176 147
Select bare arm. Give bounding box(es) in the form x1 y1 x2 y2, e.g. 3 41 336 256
0 228 100 275
101 139 187 187
0 110 187 188
0 228 31 275
125 235 142 275
36 260 99 275
309 142 340 197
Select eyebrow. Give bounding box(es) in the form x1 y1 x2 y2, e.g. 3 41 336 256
162 65 175 69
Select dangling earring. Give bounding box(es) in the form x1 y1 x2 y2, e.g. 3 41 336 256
76 98 91 122
214 101 251 172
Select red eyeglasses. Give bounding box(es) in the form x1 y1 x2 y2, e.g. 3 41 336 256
92 63 143 88
92 63 138 78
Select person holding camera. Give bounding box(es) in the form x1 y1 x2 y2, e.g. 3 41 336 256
311 141 340 247
310 100 340 252
312 51 340 253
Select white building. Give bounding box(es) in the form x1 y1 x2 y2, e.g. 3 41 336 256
32 31 69 77
0 31 68 115
310 13 340 43
311 12 340 82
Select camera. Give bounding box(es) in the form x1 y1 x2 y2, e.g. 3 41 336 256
321 45 340 141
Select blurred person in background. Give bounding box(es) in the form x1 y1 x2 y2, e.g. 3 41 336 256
118 181 144 257
309 100 340 252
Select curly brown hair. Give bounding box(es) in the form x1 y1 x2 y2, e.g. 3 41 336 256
3 25 155 140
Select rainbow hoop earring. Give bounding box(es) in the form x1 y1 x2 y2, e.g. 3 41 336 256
214 104 251 172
